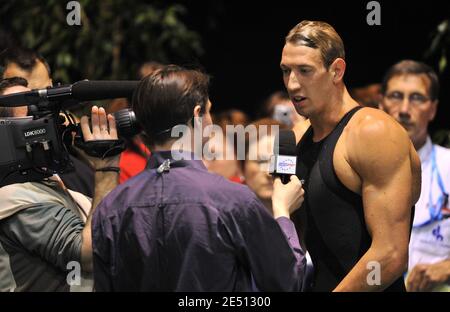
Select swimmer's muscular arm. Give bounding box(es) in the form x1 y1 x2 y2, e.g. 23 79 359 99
334 113 420 292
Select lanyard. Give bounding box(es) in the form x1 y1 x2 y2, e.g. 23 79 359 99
414 146 449 228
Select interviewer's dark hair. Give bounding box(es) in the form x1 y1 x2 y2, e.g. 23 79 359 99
132 65 210 146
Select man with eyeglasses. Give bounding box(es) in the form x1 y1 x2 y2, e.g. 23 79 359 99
380 60 450 291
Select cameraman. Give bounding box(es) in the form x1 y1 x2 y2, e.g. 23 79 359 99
0 77 119 291
2 47 94 197
92 65 306 291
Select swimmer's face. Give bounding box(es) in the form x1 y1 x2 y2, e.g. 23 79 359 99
281 42 342 119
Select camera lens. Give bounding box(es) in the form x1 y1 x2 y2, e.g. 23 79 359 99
113 108 141 138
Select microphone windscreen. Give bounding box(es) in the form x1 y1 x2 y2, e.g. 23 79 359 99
72 80 140 101
274 130 297 156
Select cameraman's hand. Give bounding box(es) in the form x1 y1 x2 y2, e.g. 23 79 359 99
79 106 120 169
79 106 120 272
272 175 304 219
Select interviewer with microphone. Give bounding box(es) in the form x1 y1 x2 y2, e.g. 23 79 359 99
92 65 307 292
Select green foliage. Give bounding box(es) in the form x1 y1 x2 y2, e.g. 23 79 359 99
0 0 203 82
425 19 449 74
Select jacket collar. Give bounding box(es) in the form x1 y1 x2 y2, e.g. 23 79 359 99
147 150 207 171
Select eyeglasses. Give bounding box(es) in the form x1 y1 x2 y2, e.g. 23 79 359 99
385 91 431 107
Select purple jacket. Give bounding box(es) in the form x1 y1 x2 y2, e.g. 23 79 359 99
92 151 305 291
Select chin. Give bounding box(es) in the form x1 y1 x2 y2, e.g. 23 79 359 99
294 107 306 117
296 111 311 121
295 104 313 118
404 128 416 138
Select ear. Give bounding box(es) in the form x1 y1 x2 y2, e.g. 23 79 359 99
193 105 202 118
329 58 346 83
429 100 438 121
192 104 203 128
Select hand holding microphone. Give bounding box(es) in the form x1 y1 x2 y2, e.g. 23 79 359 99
270 130 305 218
272 175 304 218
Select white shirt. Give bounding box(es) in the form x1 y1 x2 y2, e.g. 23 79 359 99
408 137 450 278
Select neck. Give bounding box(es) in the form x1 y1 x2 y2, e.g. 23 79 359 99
309 86 360 142
413 135 428 151
153 136 203 159
153 139 186 152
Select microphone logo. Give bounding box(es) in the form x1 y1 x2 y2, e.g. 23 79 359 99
270 155 296 175
277 155 297 174
278 157 296 173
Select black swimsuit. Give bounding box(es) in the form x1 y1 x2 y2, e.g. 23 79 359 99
294 106 408 291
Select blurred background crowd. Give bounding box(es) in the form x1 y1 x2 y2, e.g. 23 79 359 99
0 0 449 292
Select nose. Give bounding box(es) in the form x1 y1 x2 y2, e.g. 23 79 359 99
286 71 301 93
398 98 411 121
399 97 411 113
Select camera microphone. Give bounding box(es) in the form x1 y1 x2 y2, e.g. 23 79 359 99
70 80 139 101
0 80 140 107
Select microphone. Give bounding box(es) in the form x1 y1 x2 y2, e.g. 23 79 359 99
0 80 140 107
269 130 298 184
71 80 139 101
